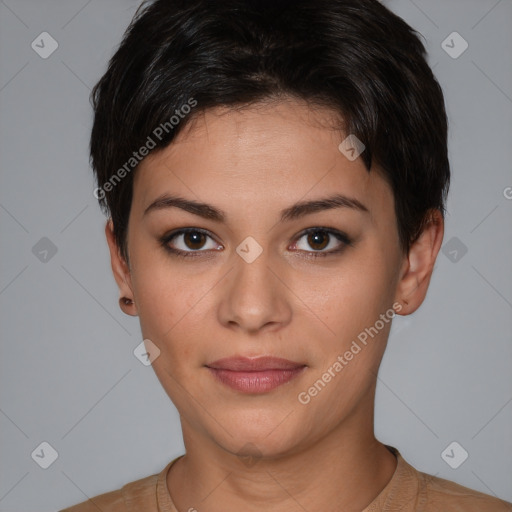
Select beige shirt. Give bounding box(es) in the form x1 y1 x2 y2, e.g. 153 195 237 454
60 447 512 511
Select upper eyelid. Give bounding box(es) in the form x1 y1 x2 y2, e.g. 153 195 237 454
163 228 221 250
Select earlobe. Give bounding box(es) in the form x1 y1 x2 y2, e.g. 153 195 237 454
394 209 444 315
105 219 138 316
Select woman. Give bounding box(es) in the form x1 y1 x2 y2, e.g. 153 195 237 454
61 0 512 510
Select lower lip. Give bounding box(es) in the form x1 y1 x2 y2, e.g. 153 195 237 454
207 367 306 393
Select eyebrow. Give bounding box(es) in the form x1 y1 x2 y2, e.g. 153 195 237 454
143 193 369 223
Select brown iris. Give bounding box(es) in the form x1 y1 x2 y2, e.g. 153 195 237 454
184 231 207 250
307 230 329 251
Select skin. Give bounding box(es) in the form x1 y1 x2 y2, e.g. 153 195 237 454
106 98 444 512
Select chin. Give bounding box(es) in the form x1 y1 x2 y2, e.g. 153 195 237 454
208 417 308 461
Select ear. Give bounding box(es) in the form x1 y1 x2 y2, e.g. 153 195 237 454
394 209 444 315
105 219 138 316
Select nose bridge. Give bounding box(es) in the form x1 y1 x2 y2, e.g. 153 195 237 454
219 237 290 332
233 239 276 305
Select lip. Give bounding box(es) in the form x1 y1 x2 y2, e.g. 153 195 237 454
206 356 307 393
207 356 305 371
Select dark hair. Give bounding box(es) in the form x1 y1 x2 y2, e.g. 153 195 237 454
90 0 450 263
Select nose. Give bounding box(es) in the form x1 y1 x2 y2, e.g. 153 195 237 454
217 243 292 335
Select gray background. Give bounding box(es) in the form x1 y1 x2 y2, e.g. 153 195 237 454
0 0 511 510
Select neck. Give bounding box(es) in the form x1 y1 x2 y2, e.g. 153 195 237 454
167 406 397 512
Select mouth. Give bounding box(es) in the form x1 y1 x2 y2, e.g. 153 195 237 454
205 356 307 393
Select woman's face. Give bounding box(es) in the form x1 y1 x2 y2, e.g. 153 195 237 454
116 100 408 458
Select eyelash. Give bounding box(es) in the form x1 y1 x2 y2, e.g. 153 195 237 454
159 227 353 260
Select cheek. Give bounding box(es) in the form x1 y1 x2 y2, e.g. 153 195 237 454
130 257 213 366
130 256 181 340
301 251 394 344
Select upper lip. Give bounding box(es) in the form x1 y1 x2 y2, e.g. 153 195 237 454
206 356 306 371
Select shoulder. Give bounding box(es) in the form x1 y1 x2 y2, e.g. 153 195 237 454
387 447 512 512
58 473 159 512
416 468 512 511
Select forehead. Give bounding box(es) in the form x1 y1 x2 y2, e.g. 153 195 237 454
132 100 394 225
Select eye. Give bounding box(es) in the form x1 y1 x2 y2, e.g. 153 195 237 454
160 227 352 259
160 228 221 257
291 228 352 258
